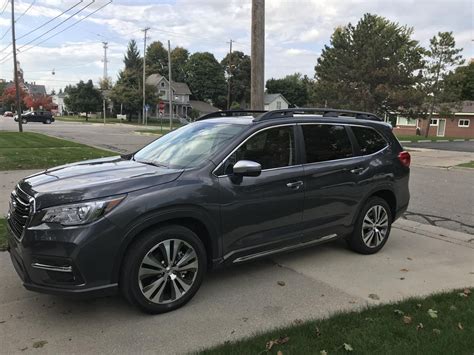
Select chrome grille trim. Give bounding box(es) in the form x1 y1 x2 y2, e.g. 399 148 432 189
7 185 34 241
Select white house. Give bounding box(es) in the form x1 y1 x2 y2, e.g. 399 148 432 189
264 93 289 111
52 92 66 115
146 74 192 118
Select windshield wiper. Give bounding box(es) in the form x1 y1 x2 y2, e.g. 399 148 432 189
134 158 168 168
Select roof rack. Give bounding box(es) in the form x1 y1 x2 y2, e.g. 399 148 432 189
196 110 267 121
254 108 382 122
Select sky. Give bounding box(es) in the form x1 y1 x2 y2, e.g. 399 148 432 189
0 0 472 92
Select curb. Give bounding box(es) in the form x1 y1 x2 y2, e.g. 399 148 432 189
400 138 472 143
393 219 474 248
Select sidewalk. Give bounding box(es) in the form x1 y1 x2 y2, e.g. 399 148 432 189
0 220 472 354
409 148 474 168
0 170 40 215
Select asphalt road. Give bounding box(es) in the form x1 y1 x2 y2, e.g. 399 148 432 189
1 118 473 234
403 140 474 152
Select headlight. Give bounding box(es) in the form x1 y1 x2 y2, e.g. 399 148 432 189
41 196 125 226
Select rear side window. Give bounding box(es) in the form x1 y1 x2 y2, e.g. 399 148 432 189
302 124 353 163
351 126 387 155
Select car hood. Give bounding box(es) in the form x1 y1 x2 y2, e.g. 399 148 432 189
19 156 184 209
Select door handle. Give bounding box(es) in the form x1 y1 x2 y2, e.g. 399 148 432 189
286 181 303 189
350 167 364 174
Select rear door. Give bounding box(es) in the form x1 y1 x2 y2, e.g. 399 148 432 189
299 123 366 241
217 124 305 259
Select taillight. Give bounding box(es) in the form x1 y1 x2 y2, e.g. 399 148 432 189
398 151 411 168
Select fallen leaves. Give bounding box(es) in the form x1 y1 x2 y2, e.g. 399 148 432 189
449 305 457 311
277 281 286 287
400 268 409 272
432 328 441 335
315 327 321 337
266 336 289 351
277 351 283 355
457 322 464 330
320 351 328 355
427 309 438 319
394 309 404 316
32 341 48 349
368 293 380 300
403 316 413 324
416 323 424 331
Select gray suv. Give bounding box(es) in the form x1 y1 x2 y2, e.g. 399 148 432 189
7 108 410 313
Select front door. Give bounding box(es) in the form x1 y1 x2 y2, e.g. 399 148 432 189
217 125 305 259
437 119 446 137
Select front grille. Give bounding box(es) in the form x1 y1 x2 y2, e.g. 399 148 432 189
7 185 33 240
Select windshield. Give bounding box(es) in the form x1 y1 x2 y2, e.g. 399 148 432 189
133 121 247 169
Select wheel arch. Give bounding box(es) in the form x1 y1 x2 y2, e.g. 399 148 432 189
354 186 397 225
112 206 220 283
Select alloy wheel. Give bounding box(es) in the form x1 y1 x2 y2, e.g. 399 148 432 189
138 239 199 304
361 205 389 248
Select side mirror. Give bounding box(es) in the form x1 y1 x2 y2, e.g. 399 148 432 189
232 160 262 177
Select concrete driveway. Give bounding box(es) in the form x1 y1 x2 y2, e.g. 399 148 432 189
0 221 473 354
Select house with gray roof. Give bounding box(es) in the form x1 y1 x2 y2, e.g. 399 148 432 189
146 74 192 118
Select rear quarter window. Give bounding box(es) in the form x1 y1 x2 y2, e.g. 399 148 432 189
351 126 387 155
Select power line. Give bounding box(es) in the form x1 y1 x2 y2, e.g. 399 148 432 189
17 0 95 51
0 0 8 15
17 0 84 40
0 1 112 64
16 0 36 22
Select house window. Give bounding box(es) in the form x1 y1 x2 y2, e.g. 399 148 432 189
458 119 470 127
396 116 417 126
161 82 165 87
276 101 281 109
430 119 439 126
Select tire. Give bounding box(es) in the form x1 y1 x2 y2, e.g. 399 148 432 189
120 225 207 314
44 118 51 124
346 196 392 254
21 118 27 124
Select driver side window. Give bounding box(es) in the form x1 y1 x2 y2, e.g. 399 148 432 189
224 126 296 174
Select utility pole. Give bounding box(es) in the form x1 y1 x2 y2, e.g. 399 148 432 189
11 0 23 132
102 41 108 125
226 39 234 110
168 39 173 130
250 0 265 110
142 27 150 125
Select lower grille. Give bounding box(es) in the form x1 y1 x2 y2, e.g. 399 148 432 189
7 185 33 240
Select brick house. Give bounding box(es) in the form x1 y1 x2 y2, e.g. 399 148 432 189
394 101 474 138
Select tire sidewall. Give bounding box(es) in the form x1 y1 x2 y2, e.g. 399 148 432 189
351 197 392 254
122 225 207 314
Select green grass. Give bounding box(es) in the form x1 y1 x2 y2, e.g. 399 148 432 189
201 289 474 355
0 132 117 170
395 135 461 142
0 218 7 251
457 161 474 168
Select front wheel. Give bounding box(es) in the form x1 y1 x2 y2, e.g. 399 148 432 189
121 225 207 314
347 197 392 254
21 118 27 124
44 118 51 124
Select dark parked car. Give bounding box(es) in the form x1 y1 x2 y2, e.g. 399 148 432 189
7 108 410 314
14 111 54 124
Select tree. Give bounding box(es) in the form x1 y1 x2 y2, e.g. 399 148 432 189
441 62 473 102
0 86 27 112
185 52 226 108
24 95 53 110
64 80 102 120
266 73 310 107
422 32 464 136
146 41 168 76
313 14 425 115
171 46 189 83
221 50 251 107
123 39 142 75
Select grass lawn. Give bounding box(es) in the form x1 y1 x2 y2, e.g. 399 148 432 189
457 161 474 168
395 135 460 142
201 289 473 354
0 132 117 170
0 218 7 251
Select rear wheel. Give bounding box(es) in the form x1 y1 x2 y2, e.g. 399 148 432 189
44 118 51 124
121 225 207 314
21 118 27 124
347 197 392 254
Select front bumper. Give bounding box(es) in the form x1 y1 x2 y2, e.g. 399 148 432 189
7 216 121 298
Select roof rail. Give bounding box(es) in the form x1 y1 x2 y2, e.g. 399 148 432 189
254 108 382 122
196 110 267 121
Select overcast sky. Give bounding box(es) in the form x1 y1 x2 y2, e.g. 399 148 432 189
0 0 472 92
